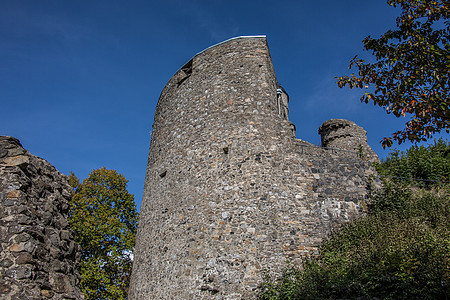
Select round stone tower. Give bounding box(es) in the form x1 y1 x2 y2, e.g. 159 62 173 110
130 36 378 299
319 119 379 162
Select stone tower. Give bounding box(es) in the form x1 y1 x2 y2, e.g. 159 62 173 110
130 36 378 299
319 119 379 162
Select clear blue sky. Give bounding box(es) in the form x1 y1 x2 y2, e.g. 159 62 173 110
1 0 447 210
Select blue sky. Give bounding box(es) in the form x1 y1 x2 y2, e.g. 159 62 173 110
1 0 447 210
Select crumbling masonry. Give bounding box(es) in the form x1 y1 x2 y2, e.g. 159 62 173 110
129 36 379 299
0 136 83 299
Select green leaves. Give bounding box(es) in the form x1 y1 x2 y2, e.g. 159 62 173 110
69 168 138 300
260 187 449 299
337 0 449 148
259 141 450 299
374 138 449 187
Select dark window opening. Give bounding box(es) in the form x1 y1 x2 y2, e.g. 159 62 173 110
177 59 193 87
181 59 193 76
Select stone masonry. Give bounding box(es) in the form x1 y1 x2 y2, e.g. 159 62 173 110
319 119 379 163
0 136 83 299
129 36 379 299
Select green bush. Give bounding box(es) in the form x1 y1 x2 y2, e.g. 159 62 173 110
260 187 449 299
259 141 450 300
374 138 449 187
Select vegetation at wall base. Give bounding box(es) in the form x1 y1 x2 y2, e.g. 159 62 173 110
374 138 449 187
336 0 449 148
68 168 139 300
259 141 449 299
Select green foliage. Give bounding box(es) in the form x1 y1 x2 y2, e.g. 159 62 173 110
260 187 449 299
336 0 449 148
68 168 138 300
374 138 450 187
259 142 450 299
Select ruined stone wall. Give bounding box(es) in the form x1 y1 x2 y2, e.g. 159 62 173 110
0 136 83 300
130 36 379 299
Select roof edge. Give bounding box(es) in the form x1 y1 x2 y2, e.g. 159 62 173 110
157 35 269 111
193 35 267 58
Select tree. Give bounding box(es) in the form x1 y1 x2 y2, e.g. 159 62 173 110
337 0 449 148
68 168 139 300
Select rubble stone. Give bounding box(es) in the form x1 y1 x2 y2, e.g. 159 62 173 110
0 136 83 300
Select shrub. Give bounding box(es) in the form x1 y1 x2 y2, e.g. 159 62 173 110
259 141 450 299
374 138 449 187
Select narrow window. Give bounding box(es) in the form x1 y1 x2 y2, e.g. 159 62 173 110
181 59 193 76
177 59 193 87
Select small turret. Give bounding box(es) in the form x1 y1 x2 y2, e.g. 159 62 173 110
319 119 379 162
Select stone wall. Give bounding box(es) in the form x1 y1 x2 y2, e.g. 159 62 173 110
130 36 379 299
0 136 83 299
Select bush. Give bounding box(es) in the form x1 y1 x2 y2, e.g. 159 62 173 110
259 141 450 299
374 138 449 187
260 188 449 299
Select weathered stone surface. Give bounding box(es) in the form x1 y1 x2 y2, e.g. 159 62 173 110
1 155 30 168
319 119 380 162
130 36 380 299
0 136 83 300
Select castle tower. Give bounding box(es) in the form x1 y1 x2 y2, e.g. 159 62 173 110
319 119 379 162
130 36 378 299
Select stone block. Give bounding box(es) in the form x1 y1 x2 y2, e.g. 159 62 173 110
1 156 29 168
